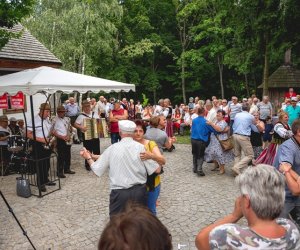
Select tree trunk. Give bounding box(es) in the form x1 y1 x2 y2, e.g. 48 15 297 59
153 89 157 105
262 36 269 97
217 55 224 99
181 55 186 104
244 73 250 97
50 21 56 51
81 23 89 75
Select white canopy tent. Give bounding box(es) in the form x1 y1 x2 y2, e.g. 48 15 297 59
0 66 135 95
0 66 135 119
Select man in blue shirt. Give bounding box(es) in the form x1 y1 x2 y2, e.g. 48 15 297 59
191 107 215 176
274 119 300 227
232 103 255 176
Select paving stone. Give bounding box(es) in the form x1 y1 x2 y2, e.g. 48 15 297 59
0 138 239 249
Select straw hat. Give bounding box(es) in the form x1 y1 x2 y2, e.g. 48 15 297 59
39 103 51 110
57 105 66 112
0 115 8 122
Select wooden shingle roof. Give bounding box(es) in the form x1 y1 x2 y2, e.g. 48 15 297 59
0 24 61 64
259 65 300 88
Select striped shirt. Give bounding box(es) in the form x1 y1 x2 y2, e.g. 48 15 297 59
91 137 158 190
229 103 242 120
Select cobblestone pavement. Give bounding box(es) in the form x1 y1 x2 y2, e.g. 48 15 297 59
0 139 239 250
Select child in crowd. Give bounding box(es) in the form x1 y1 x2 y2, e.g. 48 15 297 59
262 116 274 149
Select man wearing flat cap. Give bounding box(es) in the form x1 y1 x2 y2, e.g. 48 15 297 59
27 103 55 192
285 96 300 126
52 105 75 178
0 115 11 175
74 100 100 171
80 120 161 217
8 117 20 135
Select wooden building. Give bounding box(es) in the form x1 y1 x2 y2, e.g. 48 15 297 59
0 24 61 75
259 50 300 111
0 24 62 117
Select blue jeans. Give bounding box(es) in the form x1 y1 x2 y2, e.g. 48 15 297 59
111 132 121 144
147 184 161 215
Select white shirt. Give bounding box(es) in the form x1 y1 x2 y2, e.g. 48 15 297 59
191 113 198 120
53 116 70 137
249 104 258 115
0 126 10 146
27 114 52 138
75 111 100 126
206 107 218 123
153 105 163 116
274 123 293 139
183 113 192 124
91 137 158 190
96 101 106 114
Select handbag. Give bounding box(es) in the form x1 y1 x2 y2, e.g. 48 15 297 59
16 177 31 198
216 134 234 151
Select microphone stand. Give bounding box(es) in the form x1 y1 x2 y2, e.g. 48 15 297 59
0 190 36 250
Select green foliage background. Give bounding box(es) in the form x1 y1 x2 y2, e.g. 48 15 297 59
2 0 300 104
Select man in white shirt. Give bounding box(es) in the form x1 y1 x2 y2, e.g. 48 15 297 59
180 107 193 135
27 103 55 193
153 99 164 116
249 97 259 115
206 99 219 123
52 105 75 178
80 120 160 217
97 96 107 118
0 115 10 175
74 101 100 171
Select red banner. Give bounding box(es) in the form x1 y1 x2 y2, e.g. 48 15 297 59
0 93 8 109
10 91 25 109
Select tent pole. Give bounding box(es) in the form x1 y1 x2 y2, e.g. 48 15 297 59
29 95 41 197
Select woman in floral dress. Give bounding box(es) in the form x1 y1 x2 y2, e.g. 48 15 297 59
205 110 234 174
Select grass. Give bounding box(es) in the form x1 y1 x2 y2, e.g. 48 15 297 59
174 133 191 144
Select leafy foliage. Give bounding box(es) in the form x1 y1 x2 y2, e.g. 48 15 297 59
0 0 35 49
22 0 300 103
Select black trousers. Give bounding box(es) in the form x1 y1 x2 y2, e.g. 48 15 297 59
191 138 206 160
32 141 51 186
83 138 100 168
56 138 71 174
0 145 11 175
109 184 147 217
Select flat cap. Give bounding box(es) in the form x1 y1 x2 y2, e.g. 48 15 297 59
291 97 298 102
118 120 136 133
39 103 51 110
0 115 8 122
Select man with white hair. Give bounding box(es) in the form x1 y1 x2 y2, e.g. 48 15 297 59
249 97 259 115
80 120 160 217
97 96 106 118
257 96 272 122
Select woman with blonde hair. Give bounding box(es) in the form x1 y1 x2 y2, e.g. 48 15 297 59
254 111 293 165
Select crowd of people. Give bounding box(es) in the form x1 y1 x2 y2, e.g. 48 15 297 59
2 87 300 249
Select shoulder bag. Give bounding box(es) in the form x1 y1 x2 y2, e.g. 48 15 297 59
216 133 234 151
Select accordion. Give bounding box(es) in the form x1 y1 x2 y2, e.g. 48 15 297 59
83 118 99 140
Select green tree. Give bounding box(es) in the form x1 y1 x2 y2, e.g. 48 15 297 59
25 0 122 76
0 0 35 49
